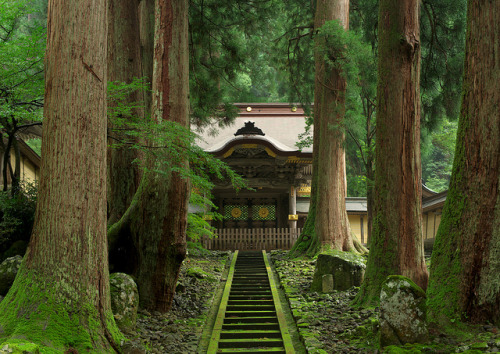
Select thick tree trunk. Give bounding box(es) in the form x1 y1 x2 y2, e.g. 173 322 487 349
427 0 500 326
290 0 365 257
0 0 122 351
365 109 375 244
131 0 190 312
313 0 356 253
366 155 374 244
107 0 144 274
139 0 154 116
107 0 144 225
354 0 428 307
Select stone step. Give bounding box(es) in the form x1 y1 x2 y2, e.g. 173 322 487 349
218 338 284 348
224 317 278 324
220 330 282 339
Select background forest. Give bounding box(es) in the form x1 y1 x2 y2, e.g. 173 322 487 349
0 0 463 200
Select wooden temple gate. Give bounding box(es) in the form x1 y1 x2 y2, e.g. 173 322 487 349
200 228 302 251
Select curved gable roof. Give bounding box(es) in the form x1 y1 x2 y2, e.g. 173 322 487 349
206 134 312 159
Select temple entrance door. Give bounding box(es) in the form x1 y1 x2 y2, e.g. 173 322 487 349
222 197 277 229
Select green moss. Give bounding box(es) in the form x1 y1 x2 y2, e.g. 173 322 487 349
0 268 123 352
353 210 398 308
426 166 466 325
383 275 426 298
383 344 423 353
0 339 41 353
321 249 366 267
186 266 217 282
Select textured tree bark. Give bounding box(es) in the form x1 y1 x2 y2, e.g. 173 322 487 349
139 0 154 116
354 0 428 307
427 0 500 326
107 0 144 274
0 0 122 351
366 150 374 244
313 0 356 253
290 0 366 257
107 0 144 226
131 0 190 312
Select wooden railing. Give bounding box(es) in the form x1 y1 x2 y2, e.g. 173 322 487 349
200 228 302 251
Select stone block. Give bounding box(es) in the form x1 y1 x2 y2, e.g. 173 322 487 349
110 272 139 332
322 274 334 292
0 255 22 296
310 251 366 292
379 275 428 347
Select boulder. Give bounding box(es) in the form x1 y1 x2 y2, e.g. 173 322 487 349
0 255 22 296
2 240 28 260
110 273 139 332
379 275 428 347
310 250 366 292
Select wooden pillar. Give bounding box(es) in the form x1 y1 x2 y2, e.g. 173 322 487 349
288 185 297 229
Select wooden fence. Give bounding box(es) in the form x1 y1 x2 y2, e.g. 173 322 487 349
200 228 302 251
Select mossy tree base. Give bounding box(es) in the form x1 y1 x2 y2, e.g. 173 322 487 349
0 268 123 352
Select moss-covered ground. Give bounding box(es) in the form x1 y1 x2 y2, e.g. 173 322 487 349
270 250 500 353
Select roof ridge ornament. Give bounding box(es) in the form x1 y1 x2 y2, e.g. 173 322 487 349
234 121 265 136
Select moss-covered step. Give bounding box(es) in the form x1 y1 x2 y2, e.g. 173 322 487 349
220 329 282 339
222 323 280 331
223 316 278 324
217 348 285 353
218 338 284 348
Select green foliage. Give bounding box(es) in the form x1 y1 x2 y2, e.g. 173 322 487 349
0 0 45 121
186 192 222 242
272 0 315 107
25 137 41 155
421 119 457 192
0 181 37 260
189 0 282 125
107 80 248 240
317 19 378 198
420 0 467 129
0 0 46 192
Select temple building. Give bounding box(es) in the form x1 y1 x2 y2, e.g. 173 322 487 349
195 103 446 250
0 138 40 188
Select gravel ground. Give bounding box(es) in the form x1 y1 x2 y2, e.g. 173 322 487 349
123 250 230 353
270 250 500 354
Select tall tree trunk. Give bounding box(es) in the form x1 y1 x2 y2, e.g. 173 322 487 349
366 152 374 244
106 0 189 311
314 0 355 253
427 0 499 326
290 0 366 257
139 0 154 117
0 0 122 351
107 0 144 274
107 0 144 225
133 0 189 312
354 0 428 307
365 103 375 244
